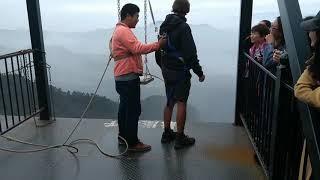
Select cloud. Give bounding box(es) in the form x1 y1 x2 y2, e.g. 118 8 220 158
61 3 116 14
0 0 319 31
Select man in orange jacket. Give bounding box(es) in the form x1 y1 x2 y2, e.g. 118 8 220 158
111 3 166 152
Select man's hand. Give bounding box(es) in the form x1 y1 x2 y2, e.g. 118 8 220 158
199 75 205 82
158 36 167 48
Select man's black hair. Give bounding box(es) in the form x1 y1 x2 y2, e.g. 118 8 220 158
121 3 140 21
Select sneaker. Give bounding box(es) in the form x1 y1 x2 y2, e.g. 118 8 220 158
118 136 126 146
161 129 177 143
174 133 195 150
128 142 152 152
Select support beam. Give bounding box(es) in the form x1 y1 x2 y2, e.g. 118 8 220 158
277 0 320 179
277 0 309 82
234 0 253 126
26 0 51 120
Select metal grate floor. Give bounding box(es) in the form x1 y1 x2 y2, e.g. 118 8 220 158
0 118 265 180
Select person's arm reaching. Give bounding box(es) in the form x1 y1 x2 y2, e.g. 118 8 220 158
119 29 166 55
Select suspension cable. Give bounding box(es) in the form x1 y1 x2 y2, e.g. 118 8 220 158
148 0 158 33
117 0 121 21
144 0 150 77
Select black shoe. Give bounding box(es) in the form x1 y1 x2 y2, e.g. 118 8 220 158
174 133 195 150
161 129 177 143
118 136 126 146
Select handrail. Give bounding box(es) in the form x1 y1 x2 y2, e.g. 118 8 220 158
244 52 277 80
241 51 320 179
0 49 34 60
0 49 45 135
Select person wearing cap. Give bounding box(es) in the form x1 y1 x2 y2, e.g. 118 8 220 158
157 0 205 150
294 11 320 180
112 3 166 152
295 11 320 108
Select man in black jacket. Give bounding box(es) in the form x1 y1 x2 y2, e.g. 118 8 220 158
157 0 205 149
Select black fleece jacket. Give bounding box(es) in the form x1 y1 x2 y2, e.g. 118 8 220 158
159 14 203 77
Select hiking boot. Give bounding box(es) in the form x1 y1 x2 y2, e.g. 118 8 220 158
128 142 152 152
118 136 126 146
161 129 177 143
174 133 195 150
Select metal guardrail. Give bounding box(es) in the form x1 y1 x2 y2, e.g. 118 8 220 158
0 49 43 135
238 52 319 179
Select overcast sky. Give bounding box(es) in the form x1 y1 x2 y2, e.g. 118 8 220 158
0 0 319 32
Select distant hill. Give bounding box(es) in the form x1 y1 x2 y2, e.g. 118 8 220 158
51 87 118 119
53 87 201 120
0 74 200 120
0 74 118 119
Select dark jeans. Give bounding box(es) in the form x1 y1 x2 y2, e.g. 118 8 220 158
115 78 141 146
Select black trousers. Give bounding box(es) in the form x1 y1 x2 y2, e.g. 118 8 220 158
115 78 141 146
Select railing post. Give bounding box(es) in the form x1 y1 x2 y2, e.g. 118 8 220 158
297 103 320 179
269 66 283 179
234 0 253 126
26 0 51 120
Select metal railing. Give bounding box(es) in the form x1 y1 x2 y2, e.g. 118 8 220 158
238 52 319 179
0 49 44 135
297 104 320 180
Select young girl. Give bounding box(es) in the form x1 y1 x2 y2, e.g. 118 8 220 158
249 24 273 66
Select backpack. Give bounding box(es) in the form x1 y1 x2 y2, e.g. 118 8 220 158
155 33 184 69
